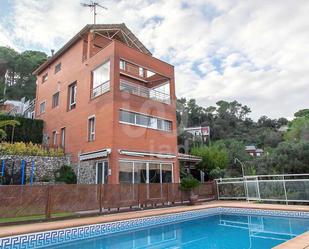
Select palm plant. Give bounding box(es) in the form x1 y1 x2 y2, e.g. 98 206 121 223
0 120 20 142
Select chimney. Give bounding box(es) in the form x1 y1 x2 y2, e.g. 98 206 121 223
51 49 55 56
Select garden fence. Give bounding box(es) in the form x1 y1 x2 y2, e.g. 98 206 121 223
215 174 309 204
0 182 216 219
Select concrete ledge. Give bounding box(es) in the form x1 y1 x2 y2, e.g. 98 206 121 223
0 200 308 247
273 231 309 249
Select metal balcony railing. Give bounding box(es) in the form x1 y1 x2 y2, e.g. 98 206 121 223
91 80 110 99
120 80 171 104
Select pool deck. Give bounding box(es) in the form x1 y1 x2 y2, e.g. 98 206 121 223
0 201 308 248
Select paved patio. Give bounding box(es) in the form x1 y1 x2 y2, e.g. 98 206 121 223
0 201 308 248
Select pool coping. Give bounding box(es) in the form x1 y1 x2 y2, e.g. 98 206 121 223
0 201 309 248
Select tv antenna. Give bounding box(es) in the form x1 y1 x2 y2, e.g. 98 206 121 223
81 1 107 24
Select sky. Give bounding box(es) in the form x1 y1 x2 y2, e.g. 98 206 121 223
0 0 308 120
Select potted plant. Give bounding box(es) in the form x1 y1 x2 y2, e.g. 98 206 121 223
180 175 200 205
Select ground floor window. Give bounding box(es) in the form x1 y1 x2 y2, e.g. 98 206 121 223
119 161 173 183
96 161 108 184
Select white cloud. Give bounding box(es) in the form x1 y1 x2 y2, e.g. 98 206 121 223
1 0 309 119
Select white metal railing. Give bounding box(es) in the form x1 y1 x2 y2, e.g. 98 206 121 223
120 80 171 104
91 80 110 99
215 174 309 204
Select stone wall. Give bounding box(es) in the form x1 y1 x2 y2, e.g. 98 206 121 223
77 160 96 184
0 154 71 184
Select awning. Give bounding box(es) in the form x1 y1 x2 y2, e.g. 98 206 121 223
178 153 202 163
79 148 111 161
118 150 176 159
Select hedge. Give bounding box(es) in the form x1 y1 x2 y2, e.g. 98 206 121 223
0 115 43 144
0 142 64 157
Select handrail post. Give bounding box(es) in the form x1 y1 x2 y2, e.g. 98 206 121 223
138 183 141 209
282 175 288 205
167 183 170 205
45 185 53 219
99 184 103 214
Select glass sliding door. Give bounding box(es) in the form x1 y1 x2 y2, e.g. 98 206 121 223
119 161 133 183
134 162 147 183
96 161 108 184
118 160 173 184
161 163 173 183
149 163 161 183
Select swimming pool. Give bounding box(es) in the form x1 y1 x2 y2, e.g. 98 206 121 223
1 207 309 249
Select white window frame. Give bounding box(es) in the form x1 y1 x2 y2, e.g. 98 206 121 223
138 67 144 77
95 160 108 184
52 130 57 146
39 101 46 114
42 73 48 83
88 115 96 142
60 127 65 148
52 91 59 108
68 82 77 110
119 59 126 70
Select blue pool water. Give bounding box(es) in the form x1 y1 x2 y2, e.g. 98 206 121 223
49 213 309 249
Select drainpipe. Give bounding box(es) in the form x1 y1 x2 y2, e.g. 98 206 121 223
77 152 81 184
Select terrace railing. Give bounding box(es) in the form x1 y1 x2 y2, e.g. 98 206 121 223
91 80 110 99
120 80 171 104
0 182 216 220
215 174 309 204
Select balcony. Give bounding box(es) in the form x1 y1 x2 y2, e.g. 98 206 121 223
120 80 171 104
91 80 110 99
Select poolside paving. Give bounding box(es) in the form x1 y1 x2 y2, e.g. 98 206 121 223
0 201 308 248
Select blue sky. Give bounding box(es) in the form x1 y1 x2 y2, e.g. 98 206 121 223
0 0 309 120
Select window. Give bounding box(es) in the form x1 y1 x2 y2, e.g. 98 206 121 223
119 110 172 132
136 113 149 127
68 82 77 110
52 131 57 146
119 60 126 70
163 120 172 132
138 67 144 77
60 127 65 148
119 161 173 184
92 60 110 98
42 73 48 83
52 92 59 108
55 63 61 73
119 110 135 124
30 111 35 119
88 116 95 141
39 101 46 114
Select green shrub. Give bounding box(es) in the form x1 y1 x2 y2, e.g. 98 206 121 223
41 175 51 182
0 142 64 157
180 175 200 191
54 165 77 184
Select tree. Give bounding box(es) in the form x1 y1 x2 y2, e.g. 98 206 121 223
0 47 47 100
294 109 309 118
191 146 228 176
284 116 309 142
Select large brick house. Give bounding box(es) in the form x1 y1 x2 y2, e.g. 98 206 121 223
34 24 181 184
